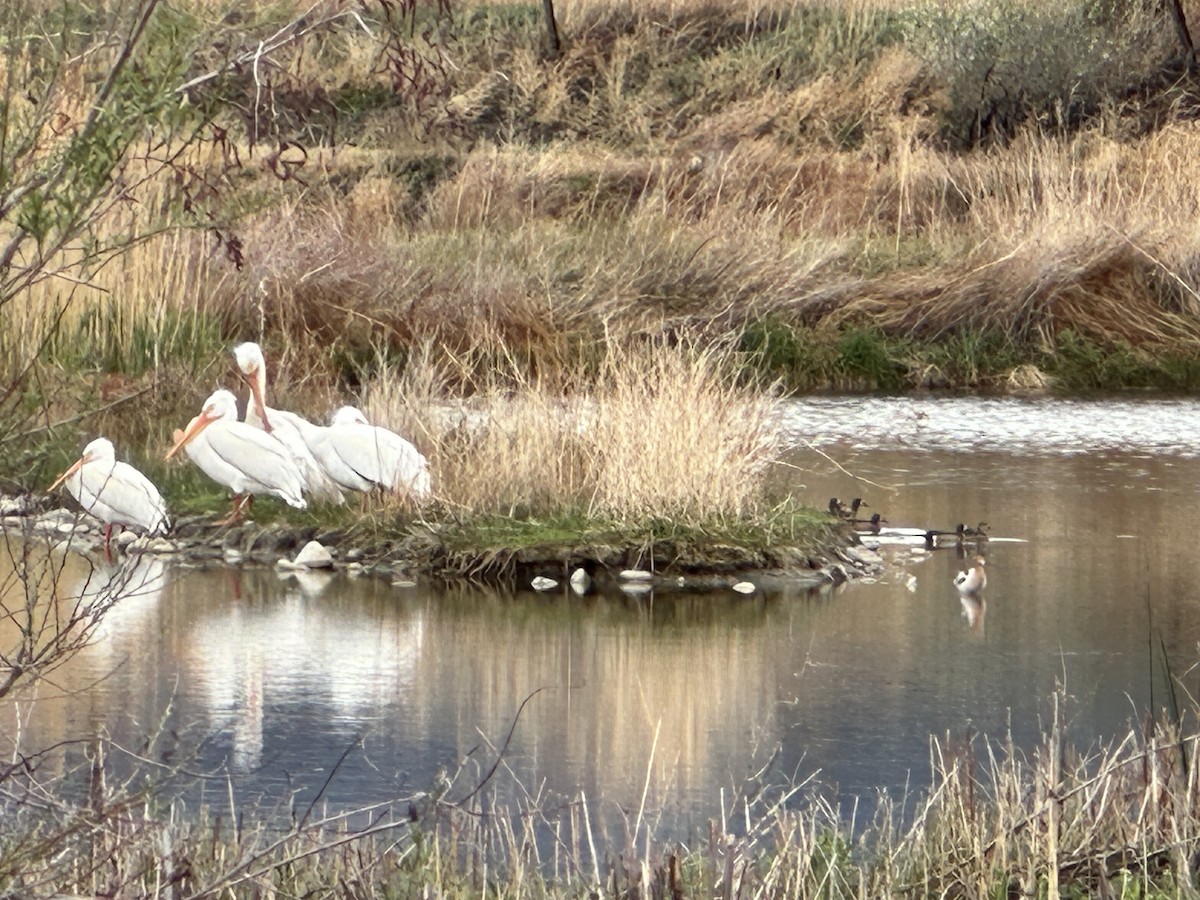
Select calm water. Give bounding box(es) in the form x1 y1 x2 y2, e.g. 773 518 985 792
6 395 1200 840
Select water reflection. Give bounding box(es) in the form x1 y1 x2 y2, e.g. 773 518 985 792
7 395 1200 842
959 595 986 636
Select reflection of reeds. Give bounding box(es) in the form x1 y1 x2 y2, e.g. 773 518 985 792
7 677 1200 896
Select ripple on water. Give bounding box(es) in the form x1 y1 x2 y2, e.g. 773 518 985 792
779 395 1200 457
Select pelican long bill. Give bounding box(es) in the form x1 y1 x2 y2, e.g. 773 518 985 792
165 411 216 460
48 455 85 492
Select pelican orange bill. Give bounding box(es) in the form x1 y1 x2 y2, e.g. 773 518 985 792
48 455 86 492
165 411 216 460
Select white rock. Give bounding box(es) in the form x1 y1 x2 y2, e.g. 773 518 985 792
222 547 243 563
569 568 590 595
0 497 28 516
905 574 918 592
116 530 138 546
133 537 177 554
292 540 334 569
56 522 76 534
619 569 653 581
732 581 756 594
391 579 417 588
531 576 559 591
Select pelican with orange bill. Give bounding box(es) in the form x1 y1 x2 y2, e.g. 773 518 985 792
50 437 169 560
166 389 307 524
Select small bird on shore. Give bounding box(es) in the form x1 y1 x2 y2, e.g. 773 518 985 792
953 555 987 596
49 437 169 560
165 389 307 524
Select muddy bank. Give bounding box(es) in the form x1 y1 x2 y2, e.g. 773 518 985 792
0 495 882 595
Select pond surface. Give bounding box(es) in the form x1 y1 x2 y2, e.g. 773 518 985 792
6 395 1200 841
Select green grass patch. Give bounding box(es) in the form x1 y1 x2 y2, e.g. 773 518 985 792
430 498 837 577
1043 330 1200 393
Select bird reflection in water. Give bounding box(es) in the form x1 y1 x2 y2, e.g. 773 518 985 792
960 594 986 636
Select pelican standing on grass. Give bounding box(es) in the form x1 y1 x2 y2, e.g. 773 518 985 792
232 341 344 504
49 437 170 560
165 389 307 524
953 555 987 596
315 405 432 501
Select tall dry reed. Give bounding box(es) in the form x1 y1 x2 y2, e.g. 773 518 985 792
362 341 782 522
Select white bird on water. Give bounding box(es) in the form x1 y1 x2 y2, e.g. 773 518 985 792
953 555 987 596
165 389 307 524
313 405 432 501
49 437 169 559
232 341 344 504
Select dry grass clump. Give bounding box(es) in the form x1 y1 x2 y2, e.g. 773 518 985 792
822 230 1200 348
362 341 783 522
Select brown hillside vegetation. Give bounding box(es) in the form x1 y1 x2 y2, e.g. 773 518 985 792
5 0 1200 482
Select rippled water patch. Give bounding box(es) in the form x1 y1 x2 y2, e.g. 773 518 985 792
779 395 1200 457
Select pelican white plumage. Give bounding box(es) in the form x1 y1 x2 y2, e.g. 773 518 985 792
166 389 307 523
49 437 169 559
315 405 432 500
953 555 987 596
232 341 343 504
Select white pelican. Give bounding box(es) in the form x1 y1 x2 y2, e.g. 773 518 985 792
315 406 432 501
166 389 307 523
49 437 169 559
232 341 343 504
953 555 987 596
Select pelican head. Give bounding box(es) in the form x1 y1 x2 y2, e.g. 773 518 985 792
165 390 240 460
232 342 275 431
232 341 265 378
331 406 370 427
49 437 116 491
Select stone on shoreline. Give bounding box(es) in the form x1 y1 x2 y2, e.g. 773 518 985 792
277 540 334 571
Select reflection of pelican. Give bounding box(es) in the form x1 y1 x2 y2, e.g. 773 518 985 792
953 555 987 596
50 438 169 559
960 594 986 634
185 575 424 771
166 389 307 523
83 556 170 655
233 342 343 504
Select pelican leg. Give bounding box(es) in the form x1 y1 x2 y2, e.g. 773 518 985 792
215 493 250 526
103 523 113 563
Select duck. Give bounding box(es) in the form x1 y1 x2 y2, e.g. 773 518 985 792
957 522 989 543
829 497 867 519
953 555 987 596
